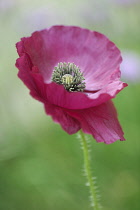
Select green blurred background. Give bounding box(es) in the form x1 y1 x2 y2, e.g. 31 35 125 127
0 0 140 209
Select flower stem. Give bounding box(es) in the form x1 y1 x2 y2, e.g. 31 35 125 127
79 130 100 210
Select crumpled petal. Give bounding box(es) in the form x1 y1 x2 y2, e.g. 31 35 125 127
16 54 46 103
66 100 125 144
44 103 81 134
45 81 127 109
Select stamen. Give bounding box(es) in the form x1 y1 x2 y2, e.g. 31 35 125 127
51 62 86 92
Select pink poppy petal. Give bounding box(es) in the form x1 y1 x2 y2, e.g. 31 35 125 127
67 100 125 144
16 54 46 103
16 40 25 56
44 103 81 134
87 79 128 102
16 54 35 91
16 26 122 89
45 81 127 109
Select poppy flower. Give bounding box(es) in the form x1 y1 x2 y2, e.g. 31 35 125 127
15 25 127 144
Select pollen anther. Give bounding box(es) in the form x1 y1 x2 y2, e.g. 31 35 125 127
62 74 73 85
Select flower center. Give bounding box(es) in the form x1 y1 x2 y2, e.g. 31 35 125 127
51 62 85 92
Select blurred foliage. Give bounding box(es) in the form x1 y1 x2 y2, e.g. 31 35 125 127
0 0 140 209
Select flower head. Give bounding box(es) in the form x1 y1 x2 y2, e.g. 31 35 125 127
15 25 127 144
121 51 140 83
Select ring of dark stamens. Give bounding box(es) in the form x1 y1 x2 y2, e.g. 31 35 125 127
52 62 86 92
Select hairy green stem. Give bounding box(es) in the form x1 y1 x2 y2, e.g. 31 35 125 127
79 130 100 210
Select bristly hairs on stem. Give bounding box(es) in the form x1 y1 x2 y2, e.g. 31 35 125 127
77 130 102 209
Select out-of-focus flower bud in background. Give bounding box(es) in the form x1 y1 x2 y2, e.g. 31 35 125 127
121 51 140 83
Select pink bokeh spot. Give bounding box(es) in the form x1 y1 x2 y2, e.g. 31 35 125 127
15 25 128 144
